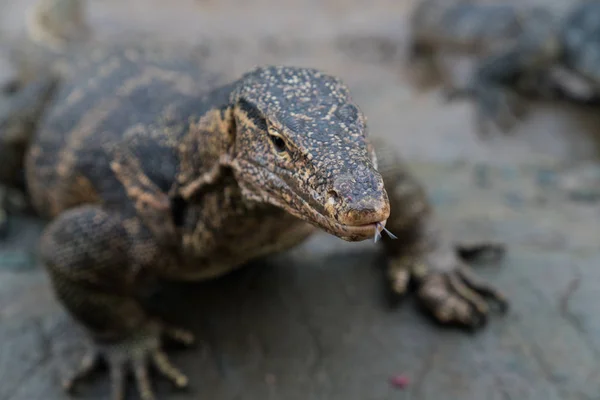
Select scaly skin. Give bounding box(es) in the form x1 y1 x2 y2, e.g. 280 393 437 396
8 46 507 400
0 0 507 399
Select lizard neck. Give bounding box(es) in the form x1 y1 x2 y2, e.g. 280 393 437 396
172 77 275 206
175 104 236 200
173 81 238 200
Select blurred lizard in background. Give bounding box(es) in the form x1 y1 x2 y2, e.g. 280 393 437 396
407 0 600 135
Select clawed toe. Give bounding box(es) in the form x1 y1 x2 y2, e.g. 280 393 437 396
163 325 195 347
131 356 156 400
417 273 485 330
458 265 509 312
63 322 192 400
109 360 126 400
62 349 101 392
151 350 189 388
417 264 507 330
107 349 188 400
456 241 506 263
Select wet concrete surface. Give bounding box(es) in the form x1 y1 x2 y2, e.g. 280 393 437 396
2 0 600 399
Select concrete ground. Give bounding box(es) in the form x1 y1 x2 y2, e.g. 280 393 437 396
2 0 600 399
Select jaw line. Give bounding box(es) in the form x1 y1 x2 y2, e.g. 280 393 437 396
279 196 383 241
264 180 383 241
237 160 384 241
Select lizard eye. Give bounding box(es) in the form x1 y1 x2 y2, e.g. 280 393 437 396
269 133 287 153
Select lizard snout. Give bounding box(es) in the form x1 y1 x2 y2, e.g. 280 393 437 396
325 171 390 226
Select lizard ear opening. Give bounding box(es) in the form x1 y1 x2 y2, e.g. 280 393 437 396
236 97 268 132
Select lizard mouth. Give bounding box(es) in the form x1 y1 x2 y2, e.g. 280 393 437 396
325 218 388 241
276 189 389 241
234 161 389 242
284 181 389 241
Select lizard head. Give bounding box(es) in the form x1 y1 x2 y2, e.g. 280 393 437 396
229 66 390 242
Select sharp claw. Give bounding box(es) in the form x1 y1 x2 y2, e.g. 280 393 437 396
456 241 506 263
442 293 487 331
447 272 490 316
434 305 452 323
62 350 100 393
497 298 509 313
467 308 487 331
152 350 189 388
109 360 126 400
163 325 195 346
457 266 509 313
133 357 156 400
60 321 192 399
416 269 500 330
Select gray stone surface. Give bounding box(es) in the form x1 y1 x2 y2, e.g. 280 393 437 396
2 0 600 399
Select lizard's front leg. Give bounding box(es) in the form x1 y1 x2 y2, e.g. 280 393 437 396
41 205 193 400
457 28 560 136
374 142 508 329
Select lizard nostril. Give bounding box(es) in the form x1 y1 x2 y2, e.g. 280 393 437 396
327 190 339 206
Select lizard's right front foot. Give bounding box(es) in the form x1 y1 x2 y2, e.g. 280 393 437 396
445 84 528 136
64 320 195 400
387 241 508 330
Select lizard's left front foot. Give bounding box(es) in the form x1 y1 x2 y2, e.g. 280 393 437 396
387 242 508 330
442 83 529 136
63 320 194 400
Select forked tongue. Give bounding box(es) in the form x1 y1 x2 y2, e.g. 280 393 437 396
374 222 398 243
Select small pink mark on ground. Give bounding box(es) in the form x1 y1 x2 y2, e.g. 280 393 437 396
390 374 410 389
265 373 276 386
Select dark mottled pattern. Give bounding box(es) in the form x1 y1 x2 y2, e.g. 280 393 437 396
11 41 508 399
26 45 221 217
